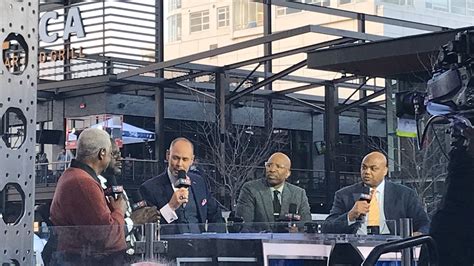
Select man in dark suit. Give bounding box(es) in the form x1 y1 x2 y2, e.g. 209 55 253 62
236 152 312 232
140 137 224 234
323 151 430 235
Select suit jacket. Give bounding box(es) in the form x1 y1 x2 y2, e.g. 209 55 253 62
236 179 312 232
140 171 224 232
323 181 430 235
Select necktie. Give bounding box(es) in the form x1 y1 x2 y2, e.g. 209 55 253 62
368 189 380 226
273 190 281 216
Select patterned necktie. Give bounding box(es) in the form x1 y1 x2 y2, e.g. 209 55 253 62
273 190 281 216
368 189 380 226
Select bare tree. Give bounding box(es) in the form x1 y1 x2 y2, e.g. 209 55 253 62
184 87 286 210
369 124 449 214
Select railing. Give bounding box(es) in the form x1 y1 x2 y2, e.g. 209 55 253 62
363 235 438 266
34 159 161 186
34 160 359 199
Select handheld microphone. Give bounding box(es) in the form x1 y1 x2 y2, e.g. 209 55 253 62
104 175 123 198
356 187 371 221
174 170 191 188
174 170 191 208
130 190 148 211
359 186 371 202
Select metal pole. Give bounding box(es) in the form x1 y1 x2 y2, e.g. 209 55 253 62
155 0 165 173
263 0 273 134
399 218 414 266
144 222 156 260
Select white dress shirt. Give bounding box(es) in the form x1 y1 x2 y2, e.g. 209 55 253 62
348 179 390 235
159 168 184 224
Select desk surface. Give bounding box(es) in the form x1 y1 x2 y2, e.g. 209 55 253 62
161 233 414 265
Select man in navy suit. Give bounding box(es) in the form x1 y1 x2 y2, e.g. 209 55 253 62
140 137 224 234
323 151 430 235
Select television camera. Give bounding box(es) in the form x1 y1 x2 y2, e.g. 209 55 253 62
396 30 474 149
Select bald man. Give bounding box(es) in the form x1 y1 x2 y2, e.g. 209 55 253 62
236 152 312 231
323 151 430 235
140 137 224 234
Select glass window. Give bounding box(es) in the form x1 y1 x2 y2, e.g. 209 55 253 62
339 0 353 4
451 0 467 14
167 14 182 42
190 10 210 33
232 0 264 30
306 0 330 6
217 6 230 28
380 0 414 5
425 0 449 11
276 6 302 16
168 0 182 12
468 0 474 15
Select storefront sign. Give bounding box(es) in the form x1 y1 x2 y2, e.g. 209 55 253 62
39 6 85 43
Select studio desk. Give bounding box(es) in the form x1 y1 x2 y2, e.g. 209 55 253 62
159 232 418 266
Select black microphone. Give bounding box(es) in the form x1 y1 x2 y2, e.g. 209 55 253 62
104 175 123 198
359 187 372 203
359 186 371 203
174 170 191 188
226 211 244 233
130 190 147 211
174 170 191 208
356 187 371 222
281 203 302 221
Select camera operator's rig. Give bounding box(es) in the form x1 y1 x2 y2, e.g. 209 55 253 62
396 30 474 150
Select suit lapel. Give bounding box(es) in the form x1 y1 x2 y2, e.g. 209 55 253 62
281 185 291 215
159 172 174 208
383 181 392 220
190 177 206 222
352 182 366 203
258 180 275 222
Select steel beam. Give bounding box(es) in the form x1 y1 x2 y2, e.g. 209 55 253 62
309 25 388 41
336 89 386 114
117 25 314 79
1 0 37 263
226 59 308 104
263 0 273 135
155 0 165 171
268 0 447 32
224 37 355 71
216 72 231 189
277 95 325 113
358 14 369 155
274 75 359 95
38 75 114 91
324 83 340 209
164 71 213 85
168 83 216 100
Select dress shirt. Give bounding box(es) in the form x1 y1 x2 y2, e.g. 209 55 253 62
348 179 390 235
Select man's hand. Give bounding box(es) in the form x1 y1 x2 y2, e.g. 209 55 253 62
169 188 189 210
130 206 161 225
348 200 370 221
108 194 127 214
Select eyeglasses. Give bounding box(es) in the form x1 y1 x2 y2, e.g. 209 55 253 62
264 162 287 169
